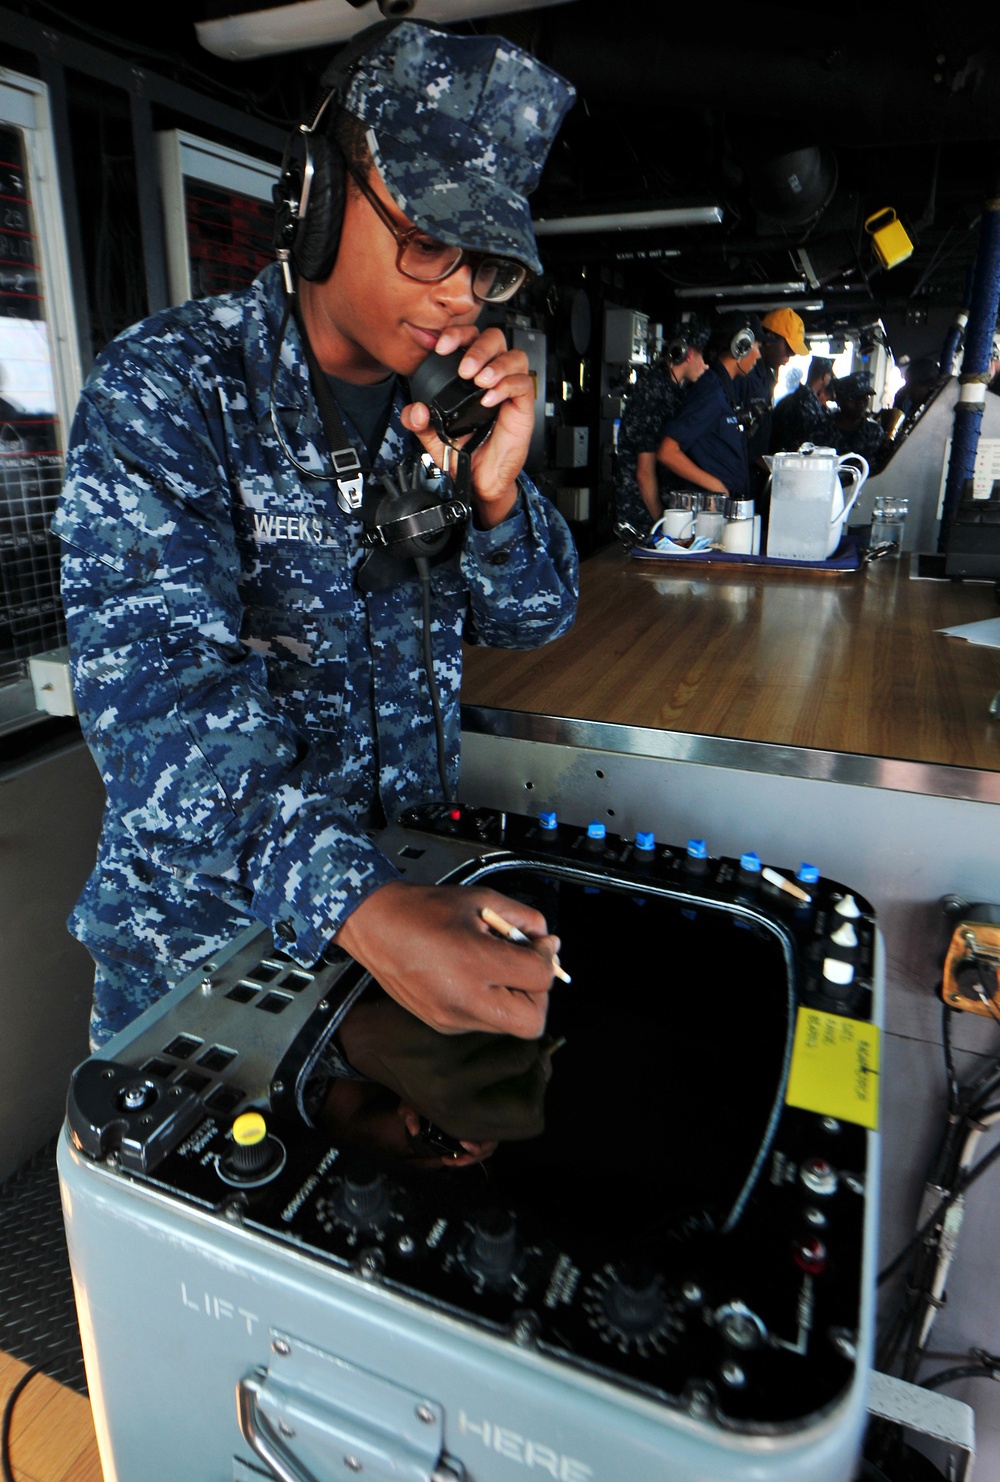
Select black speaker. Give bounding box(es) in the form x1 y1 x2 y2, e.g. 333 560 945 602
272 20 399 284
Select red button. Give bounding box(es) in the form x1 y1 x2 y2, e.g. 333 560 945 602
794 1237 827 1274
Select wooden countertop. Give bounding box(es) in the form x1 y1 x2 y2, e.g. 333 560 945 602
461 545 1000 773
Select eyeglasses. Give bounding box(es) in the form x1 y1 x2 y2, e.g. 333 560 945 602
348 166 529 304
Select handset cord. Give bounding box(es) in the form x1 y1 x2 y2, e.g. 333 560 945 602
2 1365 41 1482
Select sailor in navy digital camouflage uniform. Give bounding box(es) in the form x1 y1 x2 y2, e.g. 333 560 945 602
53 21 579 1050
769 356 835 454
612 327 707 539
828 373 891 471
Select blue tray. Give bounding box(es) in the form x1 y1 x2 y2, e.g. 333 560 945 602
629 536 862 573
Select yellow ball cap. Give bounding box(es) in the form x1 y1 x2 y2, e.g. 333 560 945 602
232 1112 267 1146
761 307 809 358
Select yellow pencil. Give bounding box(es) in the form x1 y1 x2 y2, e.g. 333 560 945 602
761 866 812 903
481 905 573 983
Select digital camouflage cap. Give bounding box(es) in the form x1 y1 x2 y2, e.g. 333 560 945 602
338 21 576 276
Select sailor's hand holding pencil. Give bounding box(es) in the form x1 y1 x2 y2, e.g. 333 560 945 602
480 905 571 983
335 881 568 1041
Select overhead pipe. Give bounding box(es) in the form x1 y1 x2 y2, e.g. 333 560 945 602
938 178 1000 550
533 205 722 234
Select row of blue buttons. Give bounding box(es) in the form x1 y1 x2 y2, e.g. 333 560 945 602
537 812 818 883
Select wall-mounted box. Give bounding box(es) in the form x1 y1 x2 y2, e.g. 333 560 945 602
605 307 650 365
555 426 589 468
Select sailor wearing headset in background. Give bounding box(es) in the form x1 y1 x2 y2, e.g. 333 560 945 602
612 324 708 540
52 20 579 1053
657 311 763 501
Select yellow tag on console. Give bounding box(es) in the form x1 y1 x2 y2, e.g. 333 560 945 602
785 1008 880 1129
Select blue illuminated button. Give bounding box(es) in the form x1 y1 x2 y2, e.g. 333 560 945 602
585 820 607 854
687 838 708 858
740 851 762 873
634 831 655 853
797 862 820 885
539 810 558 831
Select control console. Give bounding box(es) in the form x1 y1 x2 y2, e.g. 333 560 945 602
62 805 881 1474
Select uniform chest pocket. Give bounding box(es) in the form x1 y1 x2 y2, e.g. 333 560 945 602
233 503 363 735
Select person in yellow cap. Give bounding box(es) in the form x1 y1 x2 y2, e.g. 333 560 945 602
735 307 809 512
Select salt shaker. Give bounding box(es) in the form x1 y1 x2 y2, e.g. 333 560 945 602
721 498 756 554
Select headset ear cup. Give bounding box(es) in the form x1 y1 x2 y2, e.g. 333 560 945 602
731 326 755 360
293 133 347 283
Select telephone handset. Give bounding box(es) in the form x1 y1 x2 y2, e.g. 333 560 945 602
408 347 500 446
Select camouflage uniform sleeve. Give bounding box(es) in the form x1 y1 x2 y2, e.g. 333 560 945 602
56 376 401 968
459 474 579 648
620 369 671 453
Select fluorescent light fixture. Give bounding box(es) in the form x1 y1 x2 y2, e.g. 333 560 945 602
533 205 723 236
197 0 574 60
729 300 825 313
675 281 805 298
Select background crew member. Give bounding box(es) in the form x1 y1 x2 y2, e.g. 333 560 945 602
892 355 941 419
829 372 891 470
770 355 835 453
735 307 810 501
988 335 1000 395
52 21 579 1050
613 325 707 537
657 312 763 500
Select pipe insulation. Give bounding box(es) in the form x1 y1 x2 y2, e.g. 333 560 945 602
939 193 1000 548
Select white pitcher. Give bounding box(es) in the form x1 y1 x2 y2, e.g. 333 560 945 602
766 445 869 561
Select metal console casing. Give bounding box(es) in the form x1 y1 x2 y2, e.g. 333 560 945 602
58 805 882 1482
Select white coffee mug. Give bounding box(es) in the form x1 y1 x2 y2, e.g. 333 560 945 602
660 508 696 540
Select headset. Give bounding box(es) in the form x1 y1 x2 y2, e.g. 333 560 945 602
272 20 399 286
666 337 690 366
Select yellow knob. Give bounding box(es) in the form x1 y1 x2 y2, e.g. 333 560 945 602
232 1112 267 1146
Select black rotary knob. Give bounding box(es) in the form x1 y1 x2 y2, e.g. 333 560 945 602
602 1262 667 1334
469 1207 520 1281
339 1163 391 1226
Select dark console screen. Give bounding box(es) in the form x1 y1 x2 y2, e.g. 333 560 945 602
493 867 791 1252
327 863 794 1266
